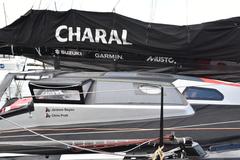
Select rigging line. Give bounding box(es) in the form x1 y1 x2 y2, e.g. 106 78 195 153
38 0 42 9
2 2 7 26
32 0 38 9
146 0 156 44
185 0 190 43
166 128 240 131
150 0 155 22
112 0 121 12
168 119 240 129
54 1 57 11
22 57 28 72
0 115 151 158
70 0 73 9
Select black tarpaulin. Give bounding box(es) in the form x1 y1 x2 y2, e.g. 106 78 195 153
1 9 240 81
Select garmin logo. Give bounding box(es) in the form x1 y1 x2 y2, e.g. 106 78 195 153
146 56 176 64
55 25 132 45
95 53 123 61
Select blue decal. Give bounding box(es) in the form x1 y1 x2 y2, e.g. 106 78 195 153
0 64 5 69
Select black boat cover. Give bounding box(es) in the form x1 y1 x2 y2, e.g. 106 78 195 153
1 10 240 81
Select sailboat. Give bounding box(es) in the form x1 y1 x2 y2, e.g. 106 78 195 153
1 9 240 157
0 71 240 155
0 71 194 154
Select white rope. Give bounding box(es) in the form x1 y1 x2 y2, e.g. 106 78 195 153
152 146 164 160
122 138 158 153
0 115 151 158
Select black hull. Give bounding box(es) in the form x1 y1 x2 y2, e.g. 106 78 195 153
166 104 240 146
0 104 240 154
0 119 162 154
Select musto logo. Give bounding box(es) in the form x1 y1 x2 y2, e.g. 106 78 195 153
146 56 177 64
55 25 132 45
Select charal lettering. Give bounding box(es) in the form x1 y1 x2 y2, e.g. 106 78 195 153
55 25 132 45
146 56 176 64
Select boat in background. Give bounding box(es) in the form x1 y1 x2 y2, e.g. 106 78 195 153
0 55 53 72
0 55 26 71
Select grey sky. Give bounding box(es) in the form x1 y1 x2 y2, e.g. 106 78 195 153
1 0 240 28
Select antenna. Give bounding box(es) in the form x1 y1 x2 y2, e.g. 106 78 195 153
160 86 164 147
3 2 7 26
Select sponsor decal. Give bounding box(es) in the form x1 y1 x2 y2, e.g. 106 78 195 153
46 107 50 112
95 53 124 61
55 49 83 56
45 107 75 118
46 113 51 118
146 56 177 64
55 25 132 45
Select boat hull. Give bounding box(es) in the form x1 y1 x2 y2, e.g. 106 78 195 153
166 104 240 146
0 104 240 153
